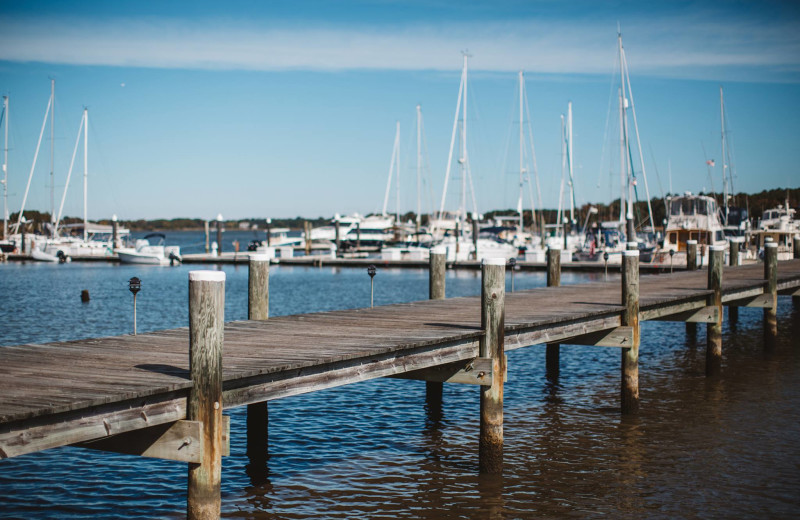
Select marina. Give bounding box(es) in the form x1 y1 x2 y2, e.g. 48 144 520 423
1 245 799 517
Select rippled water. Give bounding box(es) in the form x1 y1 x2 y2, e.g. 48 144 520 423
0 258 798 519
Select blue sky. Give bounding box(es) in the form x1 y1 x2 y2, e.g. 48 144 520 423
0 0 798 221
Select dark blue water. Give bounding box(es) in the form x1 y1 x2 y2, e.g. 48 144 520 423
0 255 798 519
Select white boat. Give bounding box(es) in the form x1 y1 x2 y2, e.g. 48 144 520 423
117 233 181 265
653 192 728 265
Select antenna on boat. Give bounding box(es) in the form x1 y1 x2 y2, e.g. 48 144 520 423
1 95 7 240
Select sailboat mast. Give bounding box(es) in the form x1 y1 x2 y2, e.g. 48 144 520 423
618 87 626 224
49 78 55 237
720 86 728 225
416 104 422 229
567 101 575 225
461 53 468 230
2 96 8 239
83 108 88 242
518 71 524 235
557 114 565 237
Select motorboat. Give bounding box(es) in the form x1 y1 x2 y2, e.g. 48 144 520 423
117 233 181 265
652 193 728 265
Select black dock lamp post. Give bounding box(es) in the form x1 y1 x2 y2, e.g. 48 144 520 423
669 248 675 273
603 251 609 280
508 257 516 292
367 264 377 307
129 277 141 335
266 218 272 246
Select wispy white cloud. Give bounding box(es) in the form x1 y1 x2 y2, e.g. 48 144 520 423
1 13 798 81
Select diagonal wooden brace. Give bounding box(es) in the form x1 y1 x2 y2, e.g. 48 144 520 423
389 357 505 386
650 306 720 323
564 326 634 348
726 294 773 308
74 416 230 464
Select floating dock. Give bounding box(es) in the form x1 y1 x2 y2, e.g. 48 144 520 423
1 244 798 518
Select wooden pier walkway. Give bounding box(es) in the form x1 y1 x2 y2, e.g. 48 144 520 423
1 246 799 518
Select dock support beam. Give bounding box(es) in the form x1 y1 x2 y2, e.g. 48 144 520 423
187 271 225 520
246 255 270 471
546 246 561 380
479 258 505 474
621 250 639 415
427 247 446 413
706 246 724 376
764 243 778 349
686 240 698 342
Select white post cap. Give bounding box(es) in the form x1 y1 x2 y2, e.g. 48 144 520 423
482 257 507 266
189 270 226 282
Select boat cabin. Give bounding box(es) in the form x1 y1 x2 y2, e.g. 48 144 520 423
662 193 726 252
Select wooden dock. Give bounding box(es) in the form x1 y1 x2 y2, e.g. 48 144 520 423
1 245 799 518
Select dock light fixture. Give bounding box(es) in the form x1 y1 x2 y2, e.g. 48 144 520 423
669 249 675 273
603 251 609 280
508 257 516 292
129 277 141 335
266 218 272 246
367 265 377 307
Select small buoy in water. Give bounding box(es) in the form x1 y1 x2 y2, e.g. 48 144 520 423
81 290 90 303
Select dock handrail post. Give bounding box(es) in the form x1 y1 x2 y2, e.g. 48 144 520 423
480 258 505 474
729 239 740 325
187 271 225 520
706 246 724 376
246 255 270 471
686 240 699 342
764 242 778 348
621 250 640 415
546 246 561 380
426 247 446 412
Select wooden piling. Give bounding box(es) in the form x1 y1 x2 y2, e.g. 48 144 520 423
472 218 479 260
764 243 778 348
479 258 505 475
621 250 640 415
795 237 800 309
729 238 740 324
187 271 225 520
204 221 210 254
685 240 699 339
706 245 724 376
334 220 340 257
111 216 118 250
304 222 312 255
246 255 270 465
687 240 698 271
216 218 223 255
546 246 561 379
427 247 446 410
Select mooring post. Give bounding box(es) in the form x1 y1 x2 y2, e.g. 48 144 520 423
111 214 118 249
794 236 800 309
764 242 778 348
472 216 479 261
480 258 505 475
686 240 699 341
546 246 561 380
729 238 740 324
187 271 225 520
246 255 270 467
621 250 640 415
304 221 312 255
687 240 698 271
427 246 446 412
334 219 340 257
216 214 223 255
204 221 210 254
706 245 724 376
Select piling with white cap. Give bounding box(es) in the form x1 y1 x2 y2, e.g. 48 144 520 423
246 255 270 470
621 249 640 414
546 246 561 380
764 243 778 348
187 270 225 519
706 245 725 376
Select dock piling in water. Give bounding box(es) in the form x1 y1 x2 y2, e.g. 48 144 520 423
686 240 699 341
246 255 270 469
546 246 561 380
764 243 778 348
187 271 225 520
706 246 724 376
479 258 505 475
729 238 741 324
621 250 640 415
426 247 446 414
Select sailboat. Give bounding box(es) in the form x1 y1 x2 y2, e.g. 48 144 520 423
0 95 14 253
433 54 516 262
